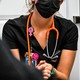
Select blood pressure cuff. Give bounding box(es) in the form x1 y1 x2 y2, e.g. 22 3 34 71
0 40 43 80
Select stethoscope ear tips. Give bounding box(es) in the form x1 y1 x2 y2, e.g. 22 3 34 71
43 53 49 58
43 53 46 56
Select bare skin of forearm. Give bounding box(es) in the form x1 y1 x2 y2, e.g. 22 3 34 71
53 50 76 80
53 69 68 80
11 49 20 60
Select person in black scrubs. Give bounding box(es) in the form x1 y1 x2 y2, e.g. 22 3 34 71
0 39 43 80
2 0 78 80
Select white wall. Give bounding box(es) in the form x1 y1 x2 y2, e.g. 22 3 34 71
67 0 79 20
59 0 80 20
0 0 27 38
0 20 7 39
0 0 27 15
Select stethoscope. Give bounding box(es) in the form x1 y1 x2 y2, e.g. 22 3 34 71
26 13 59 65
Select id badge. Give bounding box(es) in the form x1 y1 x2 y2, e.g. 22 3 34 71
25 52 39 66
25 56 29 64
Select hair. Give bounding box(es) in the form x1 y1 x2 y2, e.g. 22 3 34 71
25 0 34 13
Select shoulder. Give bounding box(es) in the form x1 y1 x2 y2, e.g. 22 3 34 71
55 16 78 31
3 15 29 30
2 15 29 39
55 16 77 28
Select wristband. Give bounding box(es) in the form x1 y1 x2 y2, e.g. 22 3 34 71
50 67 56 76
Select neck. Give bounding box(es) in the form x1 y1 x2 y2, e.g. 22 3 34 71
31 8 54 31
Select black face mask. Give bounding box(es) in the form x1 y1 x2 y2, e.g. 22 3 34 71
35 0 60 18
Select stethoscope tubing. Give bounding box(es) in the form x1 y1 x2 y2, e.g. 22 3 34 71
45 39 58 59
26 13 59 64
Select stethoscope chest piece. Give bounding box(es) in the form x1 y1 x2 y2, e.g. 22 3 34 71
43 50 61 62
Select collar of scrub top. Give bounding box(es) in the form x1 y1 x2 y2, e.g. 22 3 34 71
26 13 59 65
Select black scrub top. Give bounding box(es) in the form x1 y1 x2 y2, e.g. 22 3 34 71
2 14 78 69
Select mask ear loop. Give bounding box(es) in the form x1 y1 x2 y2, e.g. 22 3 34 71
26 13 32 65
